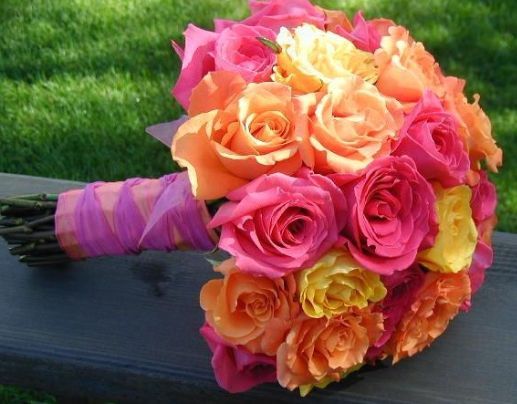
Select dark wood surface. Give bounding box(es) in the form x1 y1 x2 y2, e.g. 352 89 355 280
0 173 516 403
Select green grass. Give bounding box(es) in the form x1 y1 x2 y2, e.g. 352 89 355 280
1 0 516 230
0 385 55 403
0 0 247 183
0 0 516 399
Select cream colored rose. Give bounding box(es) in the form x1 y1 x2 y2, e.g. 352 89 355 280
418 184 478 273
297 249 387 318
273 24 379 93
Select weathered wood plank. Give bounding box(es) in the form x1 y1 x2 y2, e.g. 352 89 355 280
0 173 516 403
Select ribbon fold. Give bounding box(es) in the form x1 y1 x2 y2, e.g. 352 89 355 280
55 172 216 260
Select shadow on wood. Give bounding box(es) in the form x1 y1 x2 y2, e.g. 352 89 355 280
0 173 516 403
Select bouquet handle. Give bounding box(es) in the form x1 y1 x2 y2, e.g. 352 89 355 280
0 173 217 265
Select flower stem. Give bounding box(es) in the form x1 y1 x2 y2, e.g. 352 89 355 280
0 193 69 267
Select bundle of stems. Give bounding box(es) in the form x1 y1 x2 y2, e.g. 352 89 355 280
0 194 70 267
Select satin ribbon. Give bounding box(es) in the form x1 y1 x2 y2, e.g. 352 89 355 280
55 172 217 260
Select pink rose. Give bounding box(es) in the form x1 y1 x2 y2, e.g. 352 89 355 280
172 24 276 109
209 169 347 278
468 172 497 282
393 90 470 187
332 156 438 275
214 24 276 83
200 323 276 393
366 265 425 361
172 24 217 109
215 0 325 33
463 173 497 307
332 11 394 53
469 241 493 296
471 171 497 224
461 240 493 311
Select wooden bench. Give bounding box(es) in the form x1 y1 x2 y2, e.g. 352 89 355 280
0 173 516 403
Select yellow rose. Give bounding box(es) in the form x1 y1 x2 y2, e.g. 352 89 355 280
273 24 379 93
298 363 363 397
297 250 387 318
418 184 478 273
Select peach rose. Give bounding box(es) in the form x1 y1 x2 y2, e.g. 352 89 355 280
442 76 502 172
172 71 303 200
299 76 403 173
387 271 471 363
277 308 383 390
375 26 445 104
200 258 299 356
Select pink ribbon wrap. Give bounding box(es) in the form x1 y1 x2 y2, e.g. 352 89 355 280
55 172 217 260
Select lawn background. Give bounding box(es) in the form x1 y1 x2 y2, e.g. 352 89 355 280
0 0 516 401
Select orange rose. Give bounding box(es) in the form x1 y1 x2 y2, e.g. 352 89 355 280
200 258 299 356
387 271 471 363
172 71 303 200
442 77 502 172
277 308 383 390
299 76 403 173
375 26 445 104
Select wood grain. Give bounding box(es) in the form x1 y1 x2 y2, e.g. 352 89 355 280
0 173 516 403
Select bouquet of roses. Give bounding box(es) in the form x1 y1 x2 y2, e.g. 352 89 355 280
0 0 502 396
